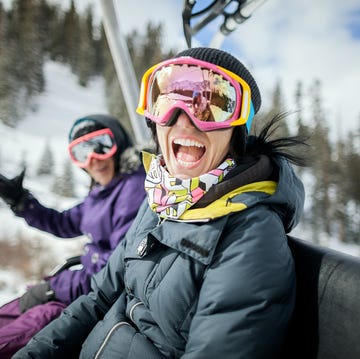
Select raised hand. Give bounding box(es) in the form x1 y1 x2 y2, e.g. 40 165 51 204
0 168 27 208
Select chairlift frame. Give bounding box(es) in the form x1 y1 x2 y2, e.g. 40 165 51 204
182 0 268 48
99 0 151 145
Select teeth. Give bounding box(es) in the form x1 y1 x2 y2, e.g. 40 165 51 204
173 138 204 148
177 159 194 167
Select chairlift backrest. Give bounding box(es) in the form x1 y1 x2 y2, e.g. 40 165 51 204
283 236 360 359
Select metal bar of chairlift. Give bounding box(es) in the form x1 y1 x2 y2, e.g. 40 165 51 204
100 0 151 145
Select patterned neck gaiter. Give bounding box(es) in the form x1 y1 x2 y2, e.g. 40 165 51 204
144 154 235 219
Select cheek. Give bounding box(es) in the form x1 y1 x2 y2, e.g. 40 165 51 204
156 126 170 154
208 131 233 158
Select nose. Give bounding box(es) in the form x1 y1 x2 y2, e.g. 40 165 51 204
88 155 101 165
174 111 197 129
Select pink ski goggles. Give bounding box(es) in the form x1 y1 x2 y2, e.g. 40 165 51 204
68 128 117 168
136 57 254 132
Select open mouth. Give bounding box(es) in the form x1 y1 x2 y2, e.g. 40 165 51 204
173 138 205 166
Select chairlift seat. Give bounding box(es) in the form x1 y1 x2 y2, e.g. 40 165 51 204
283 236 360 359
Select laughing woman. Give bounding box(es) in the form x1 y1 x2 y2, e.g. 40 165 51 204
14 48 306 359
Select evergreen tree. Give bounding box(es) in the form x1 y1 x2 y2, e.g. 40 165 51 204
333 136 349 242
129 23 174 83
48 4 68 62
36 140 55 176
308 79 333 240
52 159 75 198
253 80 289 138
345 125 360 243
294 81 311 139
0 0 45 125
9 0 45 99
37 0 60 54
77 5 96 86
346 122 360 205
0 2 5 47
62 0 80 73
333 126 360 243
0 4 19 125
293 80 312 177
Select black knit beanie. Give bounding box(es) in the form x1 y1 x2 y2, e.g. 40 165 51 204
175 47 261 114
69 119 105 142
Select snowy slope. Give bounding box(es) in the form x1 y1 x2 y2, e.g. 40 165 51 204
0 61 107 305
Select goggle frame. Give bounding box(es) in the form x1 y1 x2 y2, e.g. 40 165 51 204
68 128 117 168
136 57 254 132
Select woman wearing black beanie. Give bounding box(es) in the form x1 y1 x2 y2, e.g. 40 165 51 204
15 48 307 359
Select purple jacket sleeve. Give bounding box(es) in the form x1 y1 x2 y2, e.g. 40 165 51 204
18 195 84 238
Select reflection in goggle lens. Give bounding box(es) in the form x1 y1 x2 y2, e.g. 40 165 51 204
148 64 238 123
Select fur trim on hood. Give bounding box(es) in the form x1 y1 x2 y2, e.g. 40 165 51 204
119 145 151 174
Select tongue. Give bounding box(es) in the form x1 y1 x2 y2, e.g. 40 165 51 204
176 145 204 163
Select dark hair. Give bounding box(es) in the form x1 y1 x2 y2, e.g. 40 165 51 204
245 113 309 167
229 125 247 161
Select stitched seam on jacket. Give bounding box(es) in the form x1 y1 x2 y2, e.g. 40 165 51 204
94 321 131 359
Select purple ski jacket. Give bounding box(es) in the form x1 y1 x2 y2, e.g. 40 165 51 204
17 166 146 305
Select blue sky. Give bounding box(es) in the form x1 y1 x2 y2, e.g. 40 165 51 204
346 8 360 39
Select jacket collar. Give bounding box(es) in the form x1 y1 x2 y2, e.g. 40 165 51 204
127 209 229 265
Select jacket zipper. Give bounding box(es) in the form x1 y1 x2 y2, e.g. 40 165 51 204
94 321 131 359
129 301 144 323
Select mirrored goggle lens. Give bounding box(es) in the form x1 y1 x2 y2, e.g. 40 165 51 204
71 133 115 163
147 64 239 124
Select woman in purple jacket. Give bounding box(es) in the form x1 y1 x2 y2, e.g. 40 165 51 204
0 114 146 357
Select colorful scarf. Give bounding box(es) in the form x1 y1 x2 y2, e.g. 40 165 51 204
144 154 235 219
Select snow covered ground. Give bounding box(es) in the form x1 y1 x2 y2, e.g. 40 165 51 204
0 60 359 307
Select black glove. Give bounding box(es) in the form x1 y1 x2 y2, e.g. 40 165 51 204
19 281 56 313
0 168 28 210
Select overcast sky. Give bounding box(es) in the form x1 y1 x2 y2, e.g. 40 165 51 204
101 0 360 139
4 0 360 137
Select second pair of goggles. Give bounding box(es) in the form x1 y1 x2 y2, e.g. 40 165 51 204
68 128 117 168
137 57 254 132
